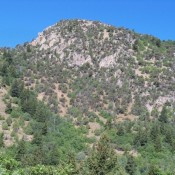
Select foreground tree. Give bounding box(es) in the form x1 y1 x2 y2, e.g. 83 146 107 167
125 155 137 175
86 134 117 175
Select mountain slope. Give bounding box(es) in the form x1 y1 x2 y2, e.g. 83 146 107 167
12 20 175 122
1 19 175 174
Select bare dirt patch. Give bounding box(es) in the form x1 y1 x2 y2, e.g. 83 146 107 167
87 122 101 139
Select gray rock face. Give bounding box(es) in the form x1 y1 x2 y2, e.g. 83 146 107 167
30 20 135 68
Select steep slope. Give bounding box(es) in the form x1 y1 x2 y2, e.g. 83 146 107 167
30 19 135 67
1 19 175 173
5 19 175 128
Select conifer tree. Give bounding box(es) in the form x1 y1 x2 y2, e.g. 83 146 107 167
0 133 4 147
87 134 117 175
16 139 26 162
125 155 136 175
154 136 162 152
5 100 12 114
159 105 169 123
11 79 24 97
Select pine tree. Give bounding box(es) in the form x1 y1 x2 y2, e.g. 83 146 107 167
5 100 12 114
16 139 26 161
34 102 50 122
159 105 168 123
125 155 136 175
134 127 148 147
11 79 24 97
117 124 125 136
150 123 160 141
148 165 163 175
32 132 42 146
154 136 162 152
87 134 117 175
20 89 37 116
66 152 78 174
41 122 48 135
0 133 4 147
32 146 43 165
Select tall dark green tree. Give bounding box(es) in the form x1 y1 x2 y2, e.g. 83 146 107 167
15 139 26 162
0 133 4 147
159 105 169 123
20 88 37 116
125 155 137 175
150 123 160 141
154 136 162 152
5 100 12 114
86 134 117 175
0 61 9 76
34 101 50 122
148 165 163 175
32 132 43 146
134 127 148 147
3 50 13 64
10 79 24 97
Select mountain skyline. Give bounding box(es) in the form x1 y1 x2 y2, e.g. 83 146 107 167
0 0 175 47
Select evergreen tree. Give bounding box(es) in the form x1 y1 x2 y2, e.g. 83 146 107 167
34 102 50 122
0 61 9 76
32 132 42 146
150 123 160 141
16 139 26 162
87 134 117 175
20 89 37 116
0 133 4 147
125 155 136 175
159 105 169 123
134 127 148 147
3 50 13 64
148 165 163 175
32 146 43 165
11 79 24 97
41 122 48 135
117 124 125 136
154 136 162 152
5 100 12 114
164 127 174 146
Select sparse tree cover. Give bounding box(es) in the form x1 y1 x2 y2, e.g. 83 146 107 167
0 19 175 174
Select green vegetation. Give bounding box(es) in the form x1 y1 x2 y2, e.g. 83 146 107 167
0 19 175 174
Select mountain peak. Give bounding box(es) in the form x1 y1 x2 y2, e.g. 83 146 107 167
30 19 135 67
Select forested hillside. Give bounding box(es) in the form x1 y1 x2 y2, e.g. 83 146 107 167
0 19 175 174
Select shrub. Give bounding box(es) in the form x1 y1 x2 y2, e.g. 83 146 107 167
76 152 86 161
2 121 8 130
0 115 5 120
94 129 102 136
6 117 12 126
23 113 31 121
24 124 33 135
10 108 22 118
12 97 20 104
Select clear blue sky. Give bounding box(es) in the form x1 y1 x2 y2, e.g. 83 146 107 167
0 0 175 47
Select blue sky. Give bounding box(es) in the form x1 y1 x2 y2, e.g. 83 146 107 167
0 0 175 47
